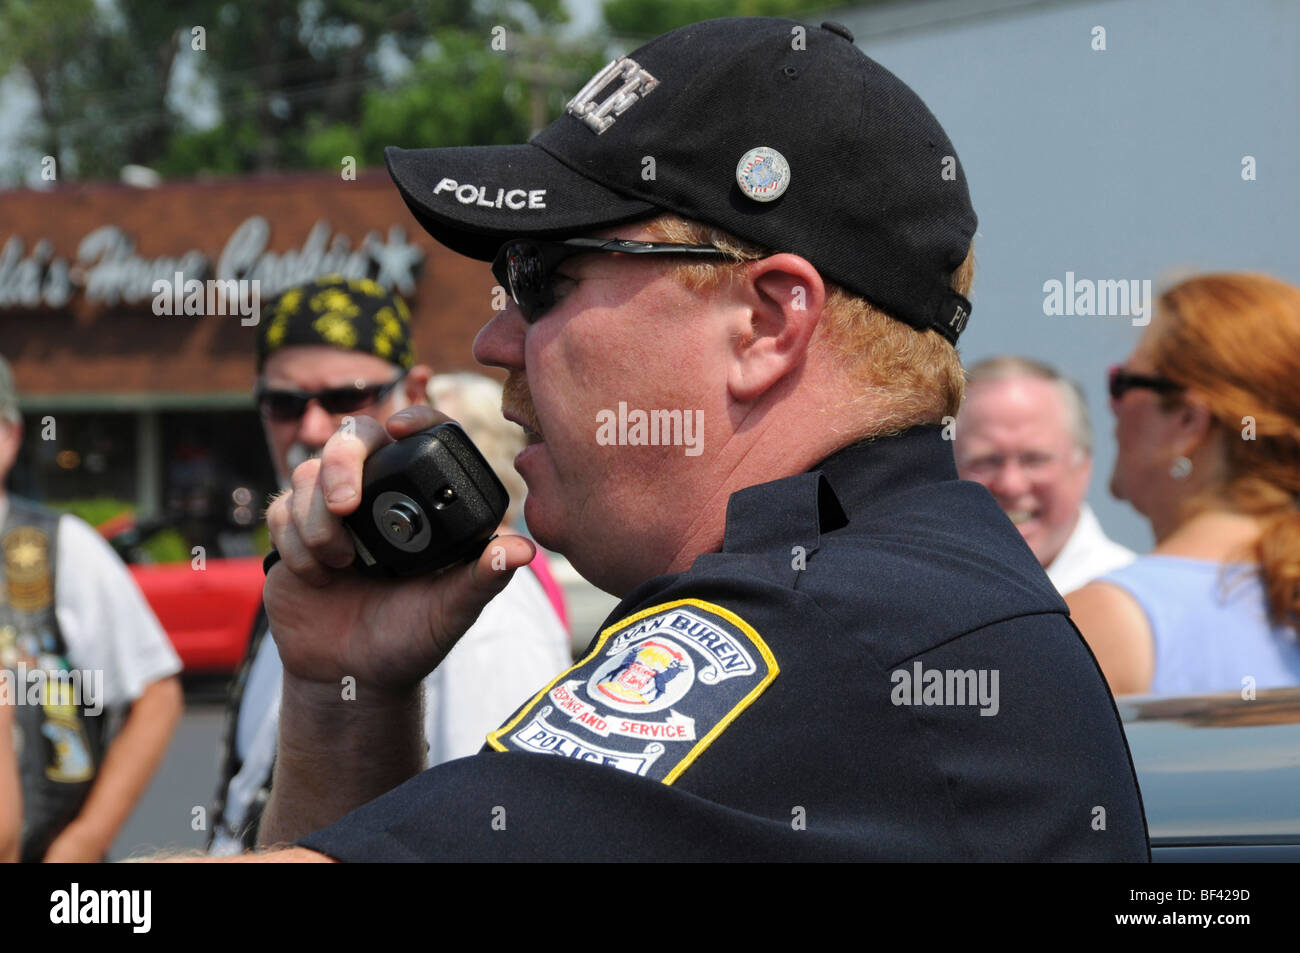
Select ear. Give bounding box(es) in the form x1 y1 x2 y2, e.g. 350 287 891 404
1171 391 1216 457
1071 450 1095 504
0 419 23 482
1075 448 1093 484
404 364 434 405
725 254 825 403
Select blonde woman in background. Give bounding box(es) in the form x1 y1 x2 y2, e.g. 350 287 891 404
429 372 570 628
423 372 572 754
430 374 530 532
1069 273 1300 696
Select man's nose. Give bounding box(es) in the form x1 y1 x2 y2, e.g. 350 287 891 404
989 459 1031 497
297 400 342 447
473 306 526 371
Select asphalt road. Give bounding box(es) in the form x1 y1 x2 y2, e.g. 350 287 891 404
109 693 227 861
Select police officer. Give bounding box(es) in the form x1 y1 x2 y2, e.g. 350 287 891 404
237 18 1148 861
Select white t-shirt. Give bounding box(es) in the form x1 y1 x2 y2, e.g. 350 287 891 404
1045 503 1137 597
1 498 182 712
421 564 572 762
212 563 571 854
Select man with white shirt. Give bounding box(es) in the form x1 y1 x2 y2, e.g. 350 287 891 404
955 355 1135 594
0 355 182 862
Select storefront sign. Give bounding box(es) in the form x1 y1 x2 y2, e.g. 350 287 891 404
0 216 425 311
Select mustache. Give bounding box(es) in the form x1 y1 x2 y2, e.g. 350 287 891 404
286 442 322 471
502 371 541 433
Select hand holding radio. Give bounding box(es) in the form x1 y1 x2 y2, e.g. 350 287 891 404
261 406 535 692
340 420 508 578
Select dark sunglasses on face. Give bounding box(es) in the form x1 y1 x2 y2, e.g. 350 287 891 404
255 369 408 422
1107 364 1182 401
491 238 739 322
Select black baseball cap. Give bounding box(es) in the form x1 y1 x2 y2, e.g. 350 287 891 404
385 17 977 343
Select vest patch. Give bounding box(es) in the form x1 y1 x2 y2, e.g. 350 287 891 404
4 525 53 612
488 598 778 784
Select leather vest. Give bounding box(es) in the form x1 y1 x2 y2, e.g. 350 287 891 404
0 498 105 862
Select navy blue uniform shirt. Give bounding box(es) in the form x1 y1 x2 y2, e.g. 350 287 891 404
298 426 1150 861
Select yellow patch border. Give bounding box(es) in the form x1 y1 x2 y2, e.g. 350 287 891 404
487 597 779 785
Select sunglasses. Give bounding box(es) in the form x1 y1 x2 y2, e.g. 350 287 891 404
255 370 408 422
1107 365 1182 401
491 238 738 322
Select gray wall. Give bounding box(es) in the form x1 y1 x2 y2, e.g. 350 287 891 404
835 0 1300 552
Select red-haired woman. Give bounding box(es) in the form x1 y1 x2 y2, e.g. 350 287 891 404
1069 273 1300 696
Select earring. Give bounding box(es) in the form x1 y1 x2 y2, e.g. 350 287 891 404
1170 455 1193 480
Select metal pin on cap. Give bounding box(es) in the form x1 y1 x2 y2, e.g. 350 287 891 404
736 146 791 203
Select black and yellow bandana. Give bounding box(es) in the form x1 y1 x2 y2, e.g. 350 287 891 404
256 275 416 371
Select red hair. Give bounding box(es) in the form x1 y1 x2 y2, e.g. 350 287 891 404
642 214 972 436
1152 273 1300 628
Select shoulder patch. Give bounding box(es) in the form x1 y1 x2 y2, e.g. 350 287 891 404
488 598 778 784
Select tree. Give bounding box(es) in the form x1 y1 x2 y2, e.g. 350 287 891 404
301 28 608 169
601 0 825 41
177 0 577 173
0 0 870 184
0 0 99 173
0 0 211 183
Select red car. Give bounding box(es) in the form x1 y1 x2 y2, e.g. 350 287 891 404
96 512 571 675
98 513 264 674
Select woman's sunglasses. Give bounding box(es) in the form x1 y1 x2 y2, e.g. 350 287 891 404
1107 365 1182 401
491 238 738 322
255 370 408 422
